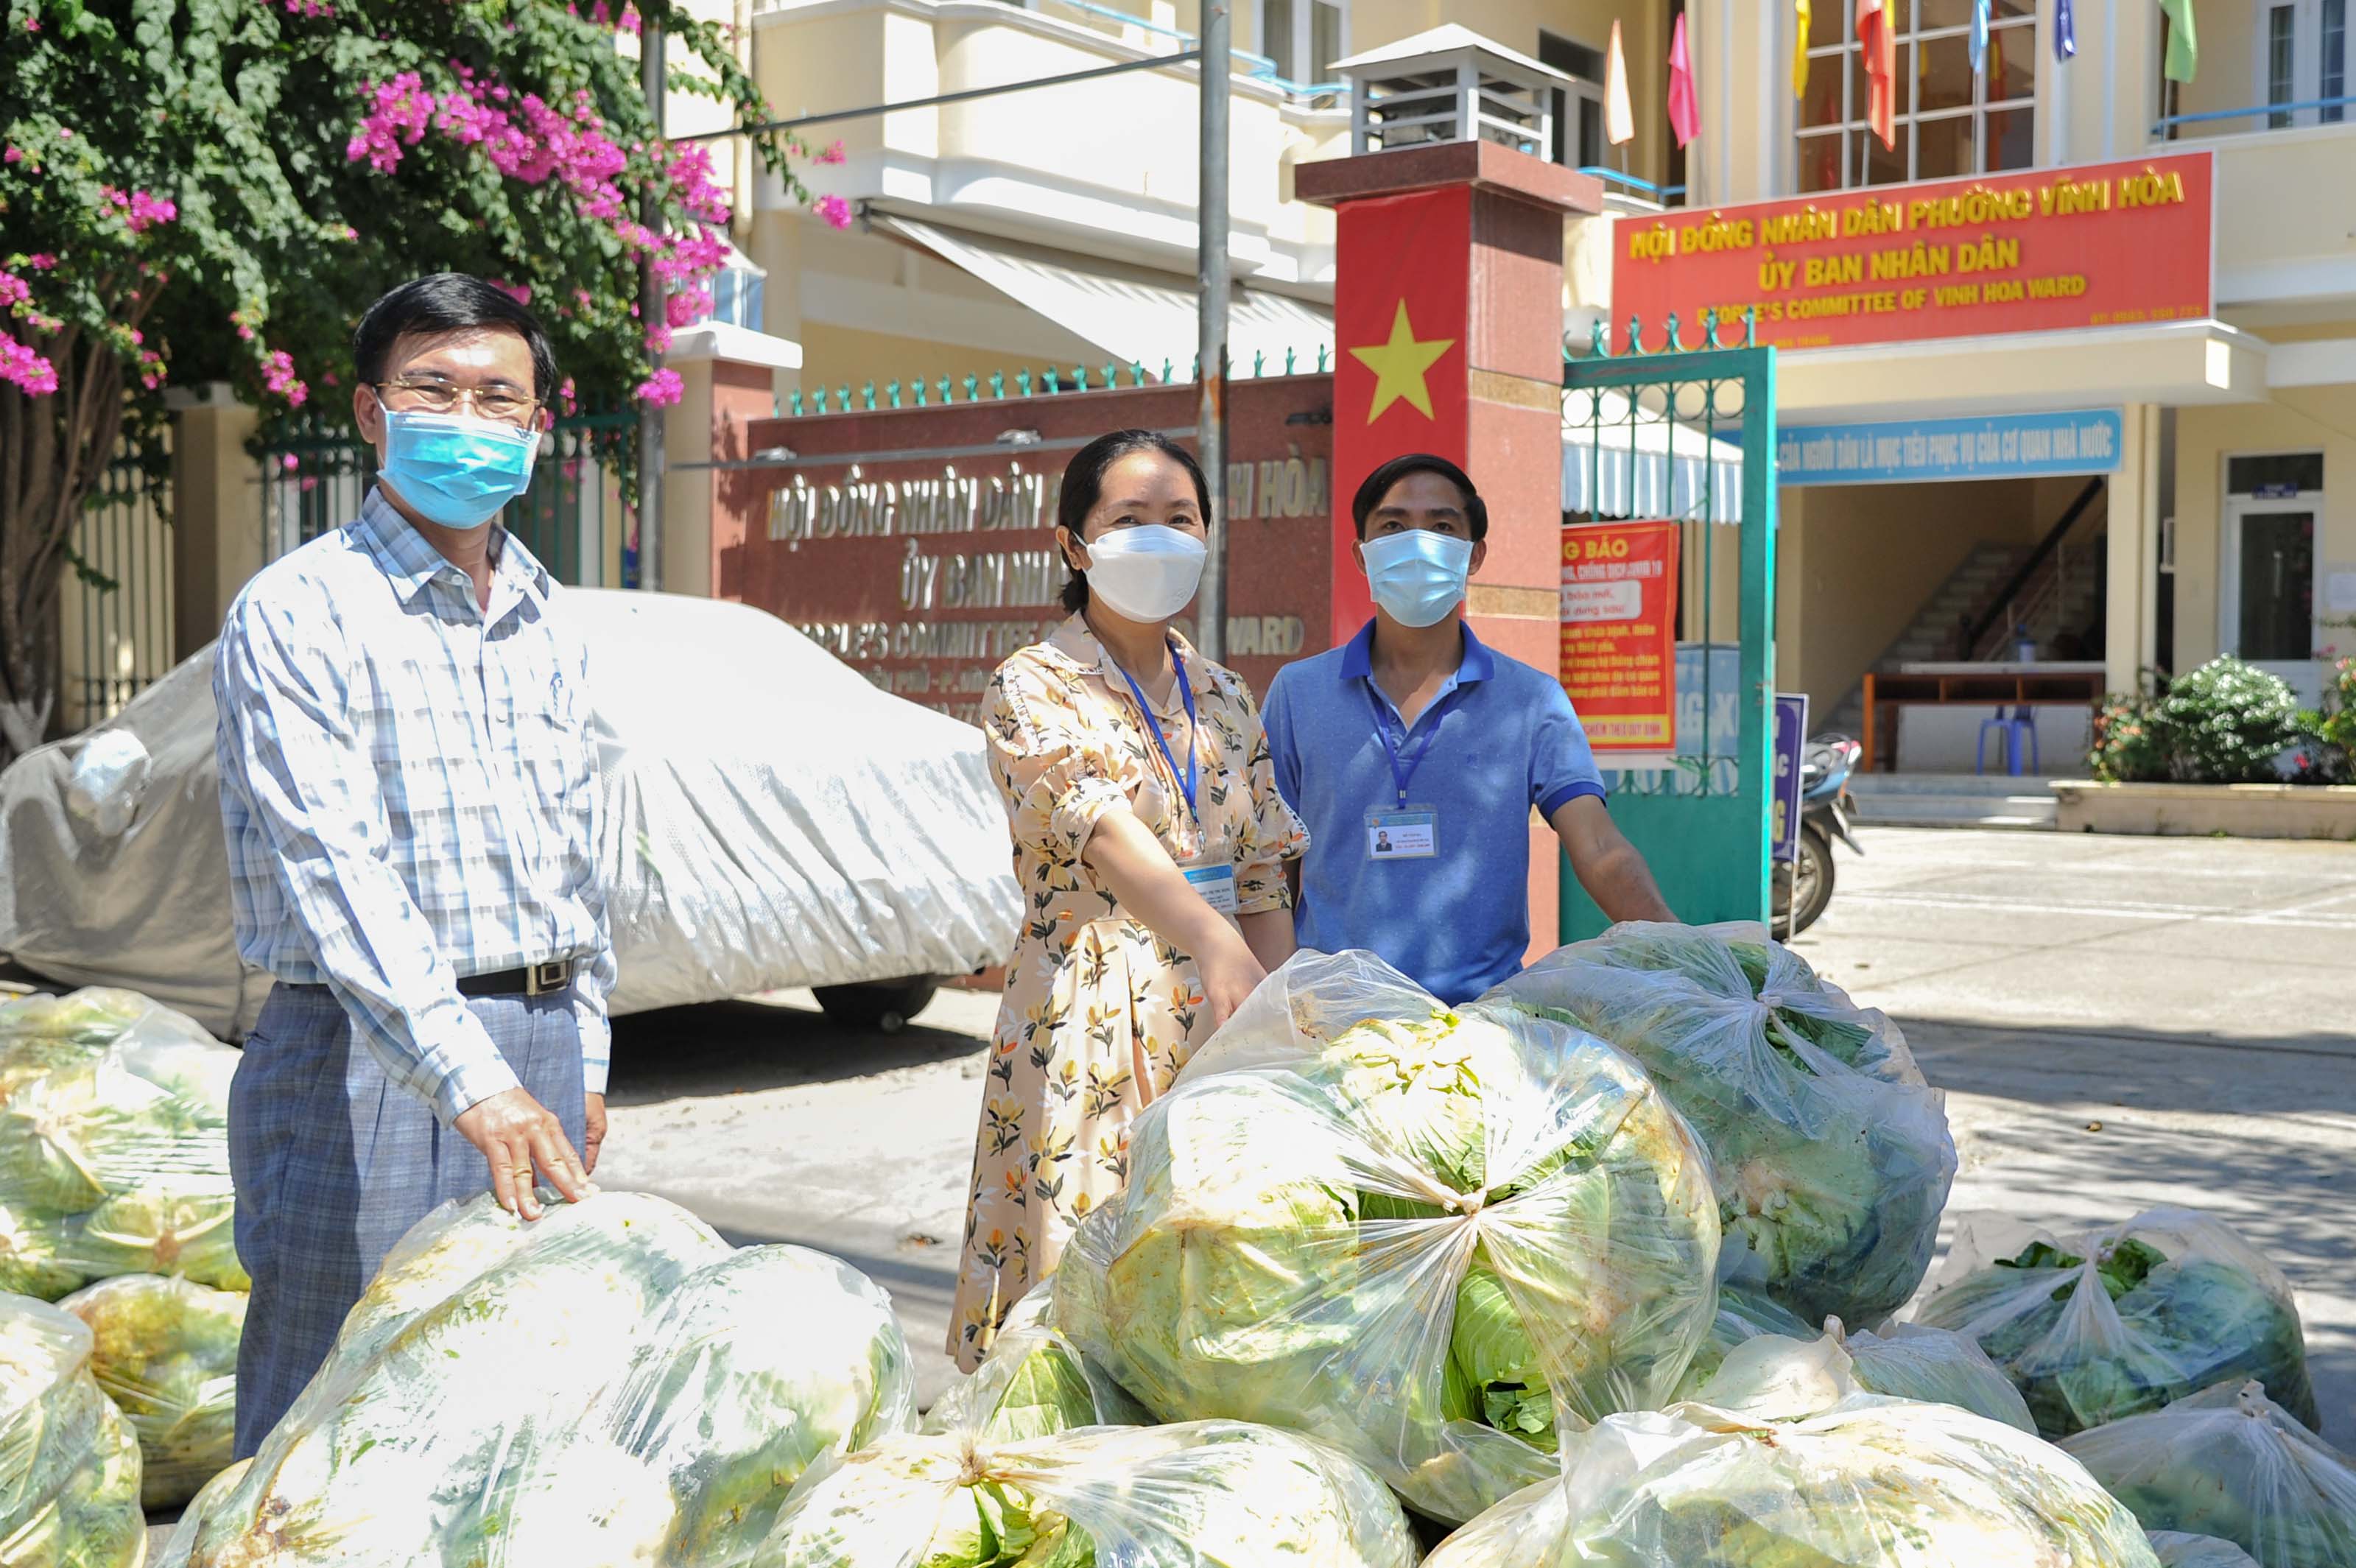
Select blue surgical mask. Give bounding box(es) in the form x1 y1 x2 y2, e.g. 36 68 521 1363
1362 530 1474 627
379 409 541 528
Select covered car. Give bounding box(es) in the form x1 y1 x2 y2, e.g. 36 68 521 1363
0 591 1021 1038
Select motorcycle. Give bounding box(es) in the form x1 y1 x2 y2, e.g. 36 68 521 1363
1773 732 1864 939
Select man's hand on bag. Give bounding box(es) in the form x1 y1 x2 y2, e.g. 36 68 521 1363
456 1087 595 1220
583 1092 607 1175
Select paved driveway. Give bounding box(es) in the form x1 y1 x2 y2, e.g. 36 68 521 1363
602 826 2356 1437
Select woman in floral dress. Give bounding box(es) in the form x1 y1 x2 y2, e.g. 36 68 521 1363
950 429 1305 1369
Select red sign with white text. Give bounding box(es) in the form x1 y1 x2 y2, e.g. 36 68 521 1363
1561 521 1679 753
1612 153 2212 351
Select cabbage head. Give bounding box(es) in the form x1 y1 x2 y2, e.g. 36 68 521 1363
2061 1379 2356 1568
1055 952 1719 1524
754 1420 1418 1568
1425 1335 2160 1568
1915 1209 2318 1438
923 1295 1147 1444
0 1296 146 1568
61 1273 246 1508
1485 921 1955 1329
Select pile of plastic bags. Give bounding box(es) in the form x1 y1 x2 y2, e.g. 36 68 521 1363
1486 921 1957 1329
166 1189 915 1566
1679 1313 2036 1434
60 1273 245 1508
1421 1333 2163 1568
1913 1208 2319 1438
2061 1379 2356 1568
1052 950 1721 1523
0 987 246 1298
0 1295 145 1568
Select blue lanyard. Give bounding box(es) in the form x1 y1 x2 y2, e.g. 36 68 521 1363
1367 681 1451 809
1116 650 1198 822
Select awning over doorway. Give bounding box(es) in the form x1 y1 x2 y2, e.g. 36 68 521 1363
1561 386 1745 524
871 213 1334 379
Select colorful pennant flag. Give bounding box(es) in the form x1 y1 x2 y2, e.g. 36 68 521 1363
1856 0 1897 149
1605 20 1635 146
2056 0 2077 59
2159 0 2198 82
1793 0 1812 99
1969 0 1990 71
1667 13 1701 149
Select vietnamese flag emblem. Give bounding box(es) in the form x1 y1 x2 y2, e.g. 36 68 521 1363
1349 301 1455 422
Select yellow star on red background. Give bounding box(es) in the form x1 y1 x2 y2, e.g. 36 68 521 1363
1349 300 1455 423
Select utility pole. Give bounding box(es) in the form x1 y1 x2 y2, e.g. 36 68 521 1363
638 13 667 591
1195 0 1229 661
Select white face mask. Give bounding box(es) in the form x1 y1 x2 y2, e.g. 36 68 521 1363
1077 524 1207 622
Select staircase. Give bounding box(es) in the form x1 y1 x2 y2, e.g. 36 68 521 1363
1823 543 2025 736
1848 771 2058 830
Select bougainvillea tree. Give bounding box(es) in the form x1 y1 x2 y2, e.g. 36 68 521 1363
0 0 847 759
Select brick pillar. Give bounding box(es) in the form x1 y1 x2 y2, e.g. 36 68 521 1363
163 384 263 659
1297 142 1605 964
662 322 802 598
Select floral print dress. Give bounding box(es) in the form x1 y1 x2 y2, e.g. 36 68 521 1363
950 614 1307 1369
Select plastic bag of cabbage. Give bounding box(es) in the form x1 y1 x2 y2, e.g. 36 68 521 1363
921 1292 1148 1443
1422 1332 2162 1568
2060 1379 2356 1568
757 1420 1417 1568
1913 1207 2318 1438
60 1273 245 1507
2148 1536 2263 1568
1053 949 1720 1524
0 1295 145 1568
0 985 246 1298
169 1189 915 1566
1484 921 1955 1328
1678 1305 2036 1433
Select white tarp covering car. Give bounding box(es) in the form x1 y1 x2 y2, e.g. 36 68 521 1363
0 591 1021 1038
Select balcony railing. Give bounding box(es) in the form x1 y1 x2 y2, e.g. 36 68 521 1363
1031 0 1343 100
1578 166 1687 208
2154 94 2355 138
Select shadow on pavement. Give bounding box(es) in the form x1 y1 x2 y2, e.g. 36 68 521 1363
605 998 987 1105
1899 1014 2356 1116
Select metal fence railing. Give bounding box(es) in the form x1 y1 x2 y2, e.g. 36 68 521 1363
258 410 636 588
61 435 175 732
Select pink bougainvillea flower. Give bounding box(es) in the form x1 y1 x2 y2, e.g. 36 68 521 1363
2 147 21 164
0 272 27 309
633 366 684 407
814 193 854 230
0 335 57 395
664 286 711 328
25 254 54 270
816 139 847 165
262 348 309 408
489 278 532 306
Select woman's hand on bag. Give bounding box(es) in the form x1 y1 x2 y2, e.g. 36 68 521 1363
1198 937 1268 1033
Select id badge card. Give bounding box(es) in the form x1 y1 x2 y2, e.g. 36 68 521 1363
1183 862 1240 916
1366 807 1438 860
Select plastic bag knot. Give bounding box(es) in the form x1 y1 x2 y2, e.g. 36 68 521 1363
1452 1189 1487 1220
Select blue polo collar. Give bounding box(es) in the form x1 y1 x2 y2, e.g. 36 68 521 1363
354 485 551 615
1337 617 1496 684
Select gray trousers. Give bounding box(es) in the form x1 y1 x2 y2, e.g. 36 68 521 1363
227 982 587 1458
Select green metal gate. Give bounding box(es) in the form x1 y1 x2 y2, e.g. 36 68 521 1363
1560 315 1778 941
258 409 636 587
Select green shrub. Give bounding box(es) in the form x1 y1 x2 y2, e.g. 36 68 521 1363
2090 658 2302 784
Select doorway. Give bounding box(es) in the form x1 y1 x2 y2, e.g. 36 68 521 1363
2220 452 2324 703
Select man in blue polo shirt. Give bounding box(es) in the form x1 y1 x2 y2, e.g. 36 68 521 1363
1263 453 1673 1003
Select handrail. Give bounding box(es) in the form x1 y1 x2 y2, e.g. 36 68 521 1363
1578 165 1688 200
2153 93 2356 135
1963 475 2106 655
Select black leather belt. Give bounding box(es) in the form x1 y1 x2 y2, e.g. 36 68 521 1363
457 959 578 999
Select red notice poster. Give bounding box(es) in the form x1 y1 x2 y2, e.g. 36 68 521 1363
1561 521 1680 753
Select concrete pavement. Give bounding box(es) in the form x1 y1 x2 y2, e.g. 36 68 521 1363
602 826 2356 1438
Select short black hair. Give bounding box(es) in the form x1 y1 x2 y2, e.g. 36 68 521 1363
353 274 560 402
1055 429 1212 613
1351 453 1487 541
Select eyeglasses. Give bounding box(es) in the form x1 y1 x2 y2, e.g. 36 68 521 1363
370 378 541 428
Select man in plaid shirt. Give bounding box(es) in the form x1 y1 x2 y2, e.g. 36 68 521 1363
214 275 613 1455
